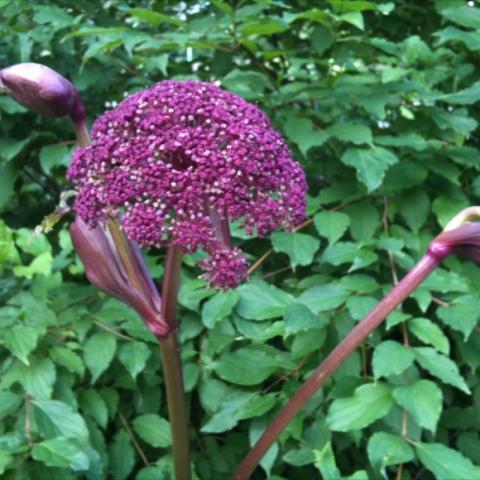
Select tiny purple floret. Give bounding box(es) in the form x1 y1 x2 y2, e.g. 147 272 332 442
68 80 306 288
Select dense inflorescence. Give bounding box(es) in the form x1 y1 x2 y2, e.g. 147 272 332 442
68 80 306 288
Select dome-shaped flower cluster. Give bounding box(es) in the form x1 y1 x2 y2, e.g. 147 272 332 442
68 80 306 288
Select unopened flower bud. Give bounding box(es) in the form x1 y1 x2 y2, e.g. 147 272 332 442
0 62 85 121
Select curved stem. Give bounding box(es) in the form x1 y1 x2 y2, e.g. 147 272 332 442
234 253 440 480
73 119 91 147
158 246 191 480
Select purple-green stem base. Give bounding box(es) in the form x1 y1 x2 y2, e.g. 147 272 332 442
158 332 191 480
234 253 440 480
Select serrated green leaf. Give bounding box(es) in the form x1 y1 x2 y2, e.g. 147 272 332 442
298 283 348 313
202 290 239 328
212 347 281 386
372 341 415 378
132 414 172 448
414 347 470 393
283 117 329 155
271 231 320 269
415 442 480 479
341 146 398 192
32 437 90 471
20 357 56 400
3 325 37 364
328 122 372 145
49 346 85 376
408 318 450 354
117 342 151 380
327 383 394 431
393 380 442 432
109 430 135 480
84 332 117 383
314 211 350 245
437 295 480 340
283 303 326 335
236 281 294 320
367 432 414 470
314 442 341 479
34 400 89 441
79 389 109 429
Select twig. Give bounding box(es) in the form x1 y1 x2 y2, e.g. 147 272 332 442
93 320 134 341
24 395 33 447
119 412 150 466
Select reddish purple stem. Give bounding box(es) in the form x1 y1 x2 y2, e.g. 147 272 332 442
234 253 440 480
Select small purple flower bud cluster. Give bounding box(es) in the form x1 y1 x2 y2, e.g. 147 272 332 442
68 80 306 288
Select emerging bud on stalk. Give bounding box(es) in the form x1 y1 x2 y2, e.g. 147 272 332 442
70 217 166 337
0 62 85 122
429 206 480 263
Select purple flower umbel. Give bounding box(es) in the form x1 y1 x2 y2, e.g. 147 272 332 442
68 80 306 288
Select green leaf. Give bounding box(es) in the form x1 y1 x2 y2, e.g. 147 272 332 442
367 432 414 470
0 451 12 475
236 281 294 320
32 438 90 471
109 430 135 480
79 389 109 429
314 442 341 479
408 317 450 354
241 20 288 36
3 325 37 364
84 332 117 383
124 8 185 27
271 232 320 269
375 133 428 151
298 283 348 313
415 442 480 479
202 290 239 328
20 357 56 400
313 211 350 245
399 188 430 233
39 145 72 175
441 6 480 29
443 80 480 105
212 347 281 386
0 391 21 420
132 414 172 448
414 347 470 393
283 303 326 335
49 346 85 376
341 147 398 192
283 117 329 155
328 122 372 145
393 380 443 432
0 137 31 162
372 341 415 378
346 202 380 242
34 400 89 441
327 383 394 431
117 342 151 380
437 296 480 340
235 393 277 420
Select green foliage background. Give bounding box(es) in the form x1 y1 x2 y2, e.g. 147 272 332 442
1 0 480 478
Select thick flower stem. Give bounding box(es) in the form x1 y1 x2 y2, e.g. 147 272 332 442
73 119 91 147
234 253 440 480
158 246 191 480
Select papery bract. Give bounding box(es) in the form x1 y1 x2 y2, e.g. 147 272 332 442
68 80 307 288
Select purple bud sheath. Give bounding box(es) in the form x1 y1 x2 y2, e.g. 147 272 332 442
70 217 167 337
0 63 85 122
67 80 307 288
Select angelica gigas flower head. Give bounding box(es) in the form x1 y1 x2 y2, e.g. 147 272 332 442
0 63 85 121
68 80 307 288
